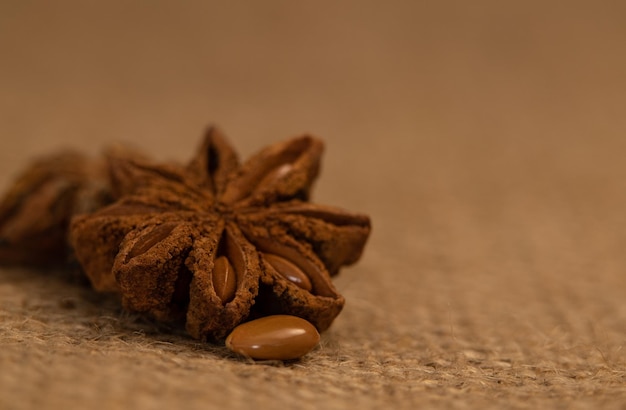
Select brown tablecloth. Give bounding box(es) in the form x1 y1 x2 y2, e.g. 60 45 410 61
1 1 625 408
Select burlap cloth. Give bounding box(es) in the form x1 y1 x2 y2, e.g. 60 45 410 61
1 1 625 409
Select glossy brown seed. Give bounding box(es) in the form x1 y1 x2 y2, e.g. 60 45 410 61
264 253 313 291
225 315 320 360
213 256 237 303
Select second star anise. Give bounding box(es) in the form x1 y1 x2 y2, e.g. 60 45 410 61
69 128 371 340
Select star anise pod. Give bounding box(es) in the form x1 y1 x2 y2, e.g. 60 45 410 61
69 128 371 340
0 151 112 266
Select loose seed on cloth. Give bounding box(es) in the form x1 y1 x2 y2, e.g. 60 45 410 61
225 315 320 360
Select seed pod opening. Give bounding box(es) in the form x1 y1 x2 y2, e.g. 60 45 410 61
211 229 245 304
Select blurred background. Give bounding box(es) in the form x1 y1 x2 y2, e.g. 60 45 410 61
3 1 625 181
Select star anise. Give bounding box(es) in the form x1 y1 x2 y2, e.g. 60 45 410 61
69 128 371 340
0 151 112 266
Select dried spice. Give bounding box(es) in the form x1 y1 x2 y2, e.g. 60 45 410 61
69 128 371 340
0 151 112 266
0 127 371 345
